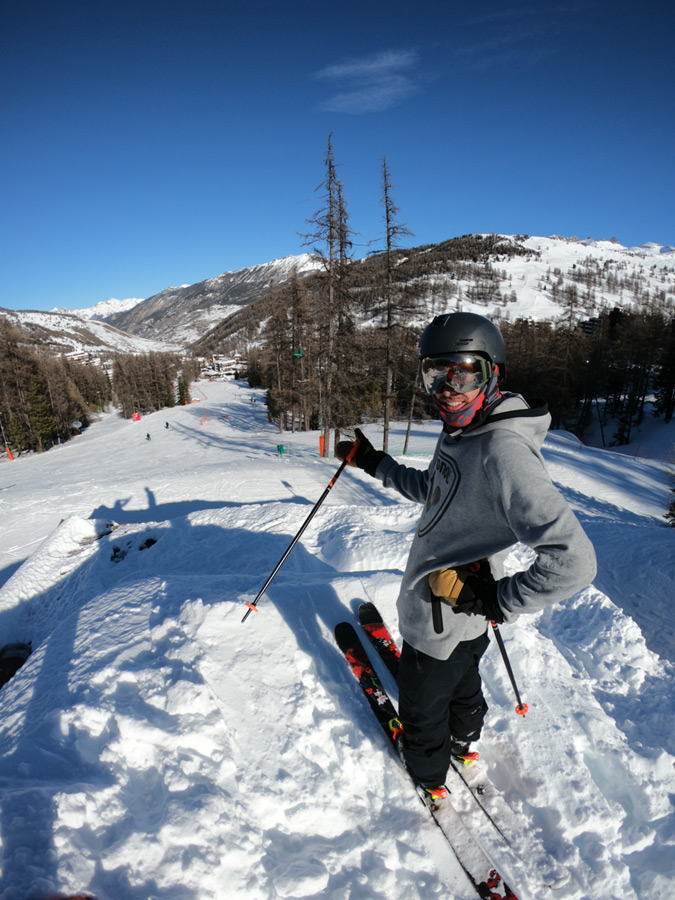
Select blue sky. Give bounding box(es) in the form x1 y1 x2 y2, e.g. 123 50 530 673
1 0 674 312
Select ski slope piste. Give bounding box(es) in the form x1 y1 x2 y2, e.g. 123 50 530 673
0 379 673 900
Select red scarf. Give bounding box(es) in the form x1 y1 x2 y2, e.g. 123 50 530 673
433 379 503 431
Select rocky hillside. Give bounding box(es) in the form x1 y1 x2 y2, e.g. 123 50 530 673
4 235 674 361
0 307 185 358
192 233 675 355
105 254 321 345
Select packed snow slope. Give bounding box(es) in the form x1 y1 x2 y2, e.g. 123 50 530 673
0 381 673 900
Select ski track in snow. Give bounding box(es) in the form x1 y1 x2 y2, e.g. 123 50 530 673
0 380 673 900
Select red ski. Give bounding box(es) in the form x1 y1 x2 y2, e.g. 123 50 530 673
355 602 572 892
335 621 520 900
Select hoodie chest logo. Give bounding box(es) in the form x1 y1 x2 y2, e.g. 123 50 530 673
418 449 460 537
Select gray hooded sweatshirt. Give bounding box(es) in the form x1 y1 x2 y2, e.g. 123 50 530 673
375 393 597 660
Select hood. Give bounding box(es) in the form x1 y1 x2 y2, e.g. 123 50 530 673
449 392 551 451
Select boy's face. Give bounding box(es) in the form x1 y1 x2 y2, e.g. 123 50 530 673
434 381 483 414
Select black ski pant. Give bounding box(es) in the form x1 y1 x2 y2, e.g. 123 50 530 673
397 631 489 787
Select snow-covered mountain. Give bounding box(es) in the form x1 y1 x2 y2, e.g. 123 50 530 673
64 296 146 320
380 233 675 328
493 235 675 321
187 233 675 357
0 306 186 357
5 236 674 360
0 379 673 900
104 253 322 345
1 254 320 358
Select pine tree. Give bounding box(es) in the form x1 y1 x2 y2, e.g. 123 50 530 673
27 375 57 451
378 156 413 453
653 319 675 423
300 134 355 454
178 375 191 405
289 272 313 432
666 445 675 526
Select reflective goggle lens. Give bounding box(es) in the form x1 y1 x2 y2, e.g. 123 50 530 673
421 354 491 395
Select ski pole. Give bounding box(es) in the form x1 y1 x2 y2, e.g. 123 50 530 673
490 621 528 716
241 439 360 623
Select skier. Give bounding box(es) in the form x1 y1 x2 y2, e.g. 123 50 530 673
336 312 596 801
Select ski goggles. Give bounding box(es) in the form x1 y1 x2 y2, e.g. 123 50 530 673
421 353 492 395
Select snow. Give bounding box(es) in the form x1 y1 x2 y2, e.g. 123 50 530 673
428 234 675 326
3 308 186 356
8 237 675 353
0 380 674 900
65 298 146 320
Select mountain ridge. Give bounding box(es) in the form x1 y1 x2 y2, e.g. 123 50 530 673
3 235 674 360
104 253 321 345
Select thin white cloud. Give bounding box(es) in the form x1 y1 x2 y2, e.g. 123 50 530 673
453 6 580 71
465 3 582 27
452 30 556 71
315 49 420 114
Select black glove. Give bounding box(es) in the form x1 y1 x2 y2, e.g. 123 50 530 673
335 428 388 477
451 574 505 624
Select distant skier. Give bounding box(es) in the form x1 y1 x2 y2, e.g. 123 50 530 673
337 312 597 803
146 433 151 441
165 422 170 429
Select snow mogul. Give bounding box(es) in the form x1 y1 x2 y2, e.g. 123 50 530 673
336 312 597 801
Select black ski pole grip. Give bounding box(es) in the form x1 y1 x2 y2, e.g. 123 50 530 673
431 596 444 634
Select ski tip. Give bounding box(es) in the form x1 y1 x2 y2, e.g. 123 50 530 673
357 601 380 624
334 621 360 651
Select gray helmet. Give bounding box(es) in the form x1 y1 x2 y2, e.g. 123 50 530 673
418 313 506 377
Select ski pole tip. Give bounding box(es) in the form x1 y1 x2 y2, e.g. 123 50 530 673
241 602 260 623
516 703 528 716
